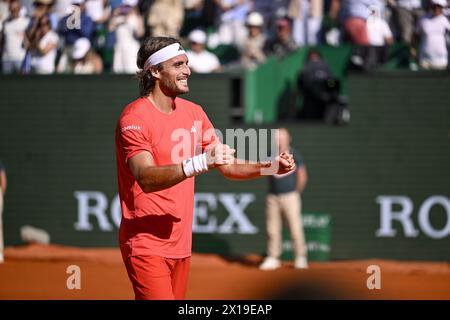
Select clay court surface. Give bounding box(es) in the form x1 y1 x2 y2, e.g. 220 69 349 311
0 244 449 300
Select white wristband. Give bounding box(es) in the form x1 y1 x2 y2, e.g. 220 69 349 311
182 153 208 178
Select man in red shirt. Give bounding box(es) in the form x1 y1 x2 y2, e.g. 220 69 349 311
115 36 296 300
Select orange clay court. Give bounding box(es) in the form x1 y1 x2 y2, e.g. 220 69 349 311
0 244 449 300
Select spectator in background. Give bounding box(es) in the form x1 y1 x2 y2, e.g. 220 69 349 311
109 0 143 74
259 128 308 271
58 0 95 45
264 17 298 58
85 0 111 25
147 0 184 38
330 0 385 45
1 0 29 73
28 0 58 30
413 0 450 70
27 14 59 73
288 0 323 46
0 159 7 264
71 36 103 73
240 11 267 69
366 4 394 67
213 0 250 46
186 29 222 72
57 0 95 72
389 0 424 45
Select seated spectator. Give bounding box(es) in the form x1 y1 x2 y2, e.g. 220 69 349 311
71 37 103 73
239 11 266 70
413 0 450 70
109 0 144 73
297 49 347 123
288 0 323 46
1 0 29 73
27 15 59 74
57 0 96 72
186 29 222 73
264 17 297 58
147 0 184 38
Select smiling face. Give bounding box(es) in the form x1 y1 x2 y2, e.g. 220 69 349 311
153 54 191 97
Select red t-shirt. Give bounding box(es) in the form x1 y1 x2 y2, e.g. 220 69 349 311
115 97 217 260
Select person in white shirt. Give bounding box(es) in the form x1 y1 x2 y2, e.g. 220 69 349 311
109 0 144 74
1 0 29 73
27 14 58 74
414 0 450 70
186 29 222 73
367 5 393 46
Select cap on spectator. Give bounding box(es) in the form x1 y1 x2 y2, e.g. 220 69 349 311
246 12 264 27
71 0 85 4
276 18 290 28
34 0 54 5
123 0 138 7
431 0 447 6
72 38 91 59
189 29 207 44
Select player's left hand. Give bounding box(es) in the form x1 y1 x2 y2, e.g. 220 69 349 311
275 152 296 174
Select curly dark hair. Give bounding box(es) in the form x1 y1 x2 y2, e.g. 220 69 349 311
136 37 180 97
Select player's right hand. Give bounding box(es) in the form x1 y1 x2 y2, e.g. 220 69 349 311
205 143 236 168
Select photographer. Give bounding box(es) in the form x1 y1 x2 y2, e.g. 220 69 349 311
297 49 347 124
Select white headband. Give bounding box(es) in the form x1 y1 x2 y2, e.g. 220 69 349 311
143 43 186 71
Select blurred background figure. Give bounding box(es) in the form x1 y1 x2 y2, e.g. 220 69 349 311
28 0 58 30
0 0 9 29
213 0 250 46
413 0 450 70
264 17 298 58
26 14 59 74
1 0 29 73
259 128 308 271
239 11 266 70
57 0 95 73
0 159 7 264
297 49 348 123
146 0 184 38
389 0 425 45
71 36 103 73
366 4 394 69
330 0 386 46
109 0 143 74
186 29 222 73
288 0 323 46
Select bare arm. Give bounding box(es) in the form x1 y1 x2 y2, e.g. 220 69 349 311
296 165 308 193
128 151 187 193
218 152 296 180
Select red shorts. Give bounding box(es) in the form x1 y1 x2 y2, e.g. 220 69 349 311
124 255 191 300
344 17 369 45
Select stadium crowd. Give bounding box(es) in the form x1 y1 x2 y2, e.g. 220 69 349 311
0 0 449 74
